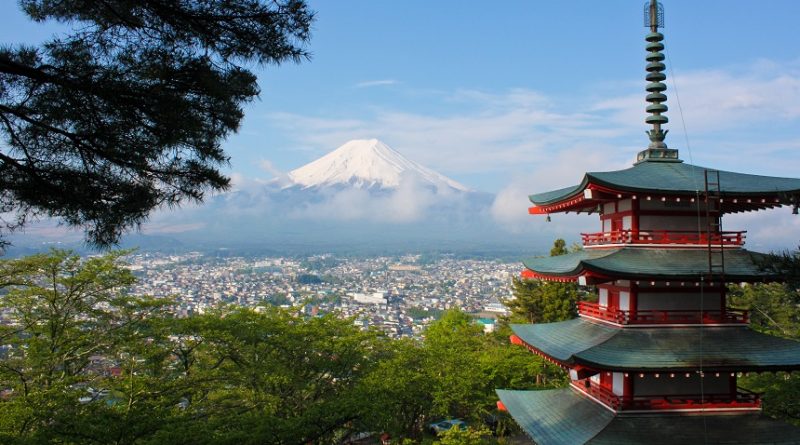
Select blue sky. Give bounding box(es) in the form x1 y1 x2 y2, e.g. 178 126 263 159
3 1 800 249
4 1 799 190
245 0 800 187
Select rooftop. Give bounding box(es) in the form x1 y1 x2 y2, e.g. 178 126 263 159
497 388 800 445
529 161 800 215
511 318 800 371
522 247 775 283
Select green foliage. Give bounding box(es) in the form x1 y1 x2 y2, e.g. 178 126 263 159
362 339 435 438
0 250 387 444
504 239 581 324
0 249 174 444
162 308 384 445
300 256 341 272
0 251 557 443
407 306 443 320
365 309 566 440
756 249 800 290
728 283 800 338
0 0 314 246
740 372 800 426
731 280 800 426
268 292 291 306
434 426 492 445
423 310 488 419
504 277 578 324
296 273 323 284
549 239 568 257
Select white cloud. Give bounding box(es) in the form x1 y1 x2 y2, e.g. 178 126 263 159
726 209 800 252
138 59 800 251
355 79 399 88
258 159 283 177
266 58 800 190
594 61 800 134
266 91 618 180
287 174 441 223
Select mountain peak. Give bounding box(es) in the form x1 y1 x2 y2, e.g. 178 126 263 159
287 139 470 192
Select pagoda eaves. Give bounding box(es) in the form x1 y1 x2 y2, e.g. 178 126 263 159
521 247 775 284
510 318 800 372
497 389 800 445
529 161 800 215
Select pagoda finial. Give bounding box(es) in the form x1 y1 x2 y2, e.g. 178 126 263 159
636 0 681 164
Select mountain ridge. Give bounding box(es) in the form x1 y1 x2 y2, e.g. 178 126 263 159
286 139 471 192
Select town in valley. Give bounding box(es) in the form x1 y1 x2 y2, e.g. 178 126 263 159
127 251 517 338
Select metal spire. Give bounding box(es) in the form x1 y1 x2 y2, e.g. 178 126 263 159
636 0 681 164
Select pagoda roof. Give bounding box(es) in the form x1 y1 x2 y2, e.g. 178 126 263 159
511 318 800 371
522 247 774 282
529 160 800 214
497 388 800 445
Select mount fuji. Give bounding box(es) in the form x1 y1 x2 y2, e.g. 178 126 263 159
284 139 471 193
9 138 557 255
56 138 556 255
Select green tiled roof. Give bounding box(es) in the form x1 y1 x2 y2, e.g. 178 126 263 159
497 388 800 445
522 247 775 281
530 161 800 205
496 389 613 445
512 318 800 371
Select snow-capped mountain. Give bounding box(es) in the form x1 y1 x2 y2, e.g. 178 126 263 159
286 139 470 192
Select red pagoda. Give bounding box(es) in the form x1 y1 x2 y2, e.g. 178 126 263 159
497 2 800 444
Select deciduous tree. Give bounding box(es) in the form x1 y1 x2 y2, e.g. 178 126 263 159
0 249 173 444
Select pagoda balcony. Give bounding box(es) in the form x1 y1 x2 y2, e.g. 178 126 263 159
581 230 746 247
578 301 749 326
573 380 761 412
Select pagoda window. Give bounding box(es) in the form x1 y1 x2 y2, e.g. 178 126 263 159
634 373 731 398
622 215 633 230
618 291 631 312
637 291 722 312
639 214 712 232
612 372 625 397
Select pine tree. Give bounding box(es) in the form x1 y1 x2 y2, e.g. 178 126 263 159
504 239 580 323
0 1 313 246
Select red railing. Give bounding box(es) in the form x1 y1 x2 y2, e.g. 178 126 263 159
574 380 760 411
581 230 746 246
578 301 749 325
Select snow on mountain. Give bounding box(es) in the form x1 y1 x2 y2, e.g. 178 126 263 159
287 139 471 192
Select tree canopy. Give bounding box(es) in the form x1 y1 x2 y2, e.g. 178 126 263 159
0 1 313 247
0 250 564 444
504 239 583 324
